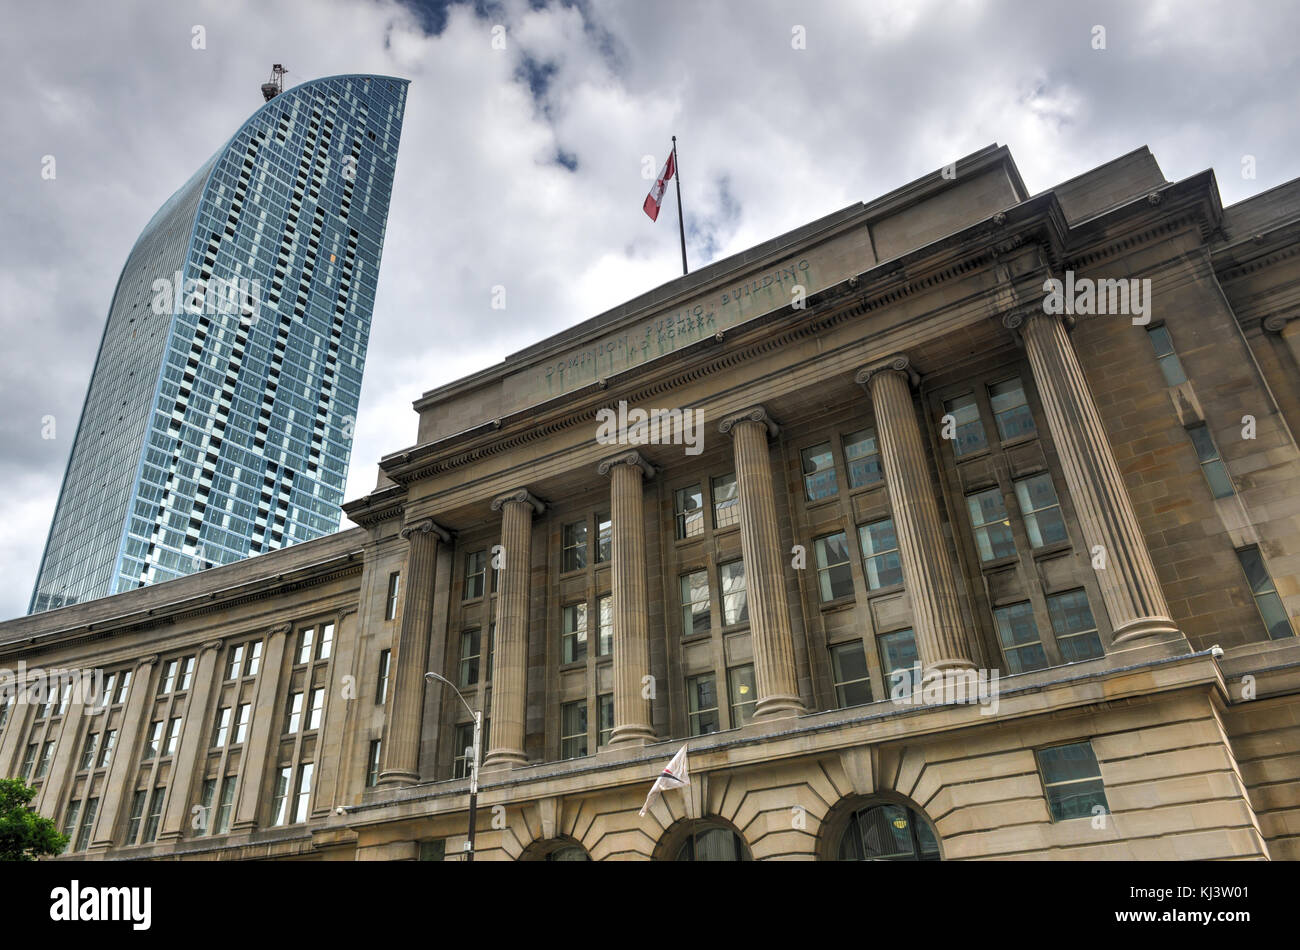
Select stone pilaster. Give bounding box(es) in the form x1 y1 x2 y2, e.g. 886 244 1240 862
598 451 657 745
230 624 290 832
313 606 358 817
89 654 158 850
856 357 977 672
1008 309 1181 645
379 517 451 785
157 639 224 841
718 407 806 718
484 489 545 769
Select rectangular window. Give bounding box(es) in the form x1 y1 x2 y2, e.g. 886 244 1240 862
159 660 178 694
126 790 147 844
318 623 334 661
944 393 988 457
844 428 884 489
296 628 315 665
989 377 1036 441
62 800 81 853
200 779 216 834
99 729 116 768
308 688 325 730
994 601 1048 674
486 624 495 681
1046 589 1105 662
452 720 488 779
728 664 757 726
562 603 588 664
246 641 262 677
679 570 711 637
830 641 873 707
385 571 401 620
377 650 391 704
233 705 250 744
113 670 132 704
19 744 37 780
272 766 293 826
858 519 903 589
675 484 704 539
561 522 588 573
597 594 613 657
286 692 304 734
80 733 99 771
293 763 314 823
225 644 244 681
36 740 55 779
687 674 720 736
464 550 487 598
560 700 588 759
596 513 612 563
143 720 164 760
878 628 920 697
597 693 614 747
1236 546 1294 640
1187 423 1235 498
967 488 1017 561
815 531 855 601
720 559 748 626
367 740 382 788
213 707 231 748
802 442 838 501
141 787 166 843
1037 741 1108 821
164 717 182 756
1147 325 1187 386
76 798 98 852
712 473 739 529
459 628 482 687
214 776 236 834
1014 474 1068 548
0 695 10 733
178 657 195 691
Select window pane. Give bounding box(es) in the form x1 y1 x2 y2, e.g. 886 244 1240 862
712 474 739 529
720 560 748 625
878 629 919 695
967 489 1016 560
944 394 987 457
802 443 838 501
830 641 872 708
1014 474 1068 548
844 428 883 489
680 570 711 637
815 532 854 601
728 665 756 726
994 602 1047 674
859 519 903 589
989 377 1036 441
675 484 704 539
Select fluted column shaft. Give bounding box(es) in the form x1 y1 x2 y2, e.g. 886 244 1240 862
89 654 158 850
720 409 805 718
859 359 976 672
231 624 289 831
600 452 655 745
1018 310 1179 643
379 518 447 785
485 491 542 768
158 639 223 840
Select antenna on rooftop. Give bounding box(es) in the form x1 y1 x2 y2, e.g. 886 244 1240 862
261 64 288 102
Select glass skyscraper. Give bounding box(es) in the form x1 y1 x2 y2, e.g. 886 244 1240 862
30 74 408 613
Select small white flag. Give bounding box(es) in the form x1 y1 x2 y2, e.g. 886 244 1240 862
639 744 690 817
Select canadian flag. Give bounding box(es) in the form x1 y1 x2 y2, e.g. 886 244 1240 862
642 150 676 221
639 744 690 816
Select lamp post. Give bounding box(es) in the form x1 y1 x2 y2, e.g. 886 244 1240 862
425 671 481 863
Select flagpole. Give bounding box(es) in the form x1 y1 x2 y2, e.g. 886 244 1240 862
672 135 688 275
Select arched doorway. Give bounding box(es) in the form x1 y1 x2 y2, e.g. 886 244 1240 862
655 819 753 861
519 836 591 861
821 796 941 861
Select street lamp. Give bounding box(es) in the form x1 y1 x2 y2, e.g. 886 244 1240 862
425 671 481 862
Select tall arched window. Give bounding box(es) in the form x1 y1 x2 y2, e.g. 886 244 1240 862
838 801 939 861
519 837 591 861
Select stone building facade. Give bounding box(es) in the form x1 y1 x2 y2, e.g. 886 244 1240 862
4 143 1299 861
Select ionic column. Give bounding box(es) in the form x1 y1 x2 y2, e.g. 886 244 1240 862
856 357 976 672
158 638 223 841
379 517 451 785
718 408 806 718
598 451 656 745
89 654 158 851
484 489 545 769
230 623 290 832
1009 309 1180 644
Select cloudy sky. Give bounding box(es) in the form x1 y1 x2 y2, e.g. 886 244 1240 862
1 0 1297 621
